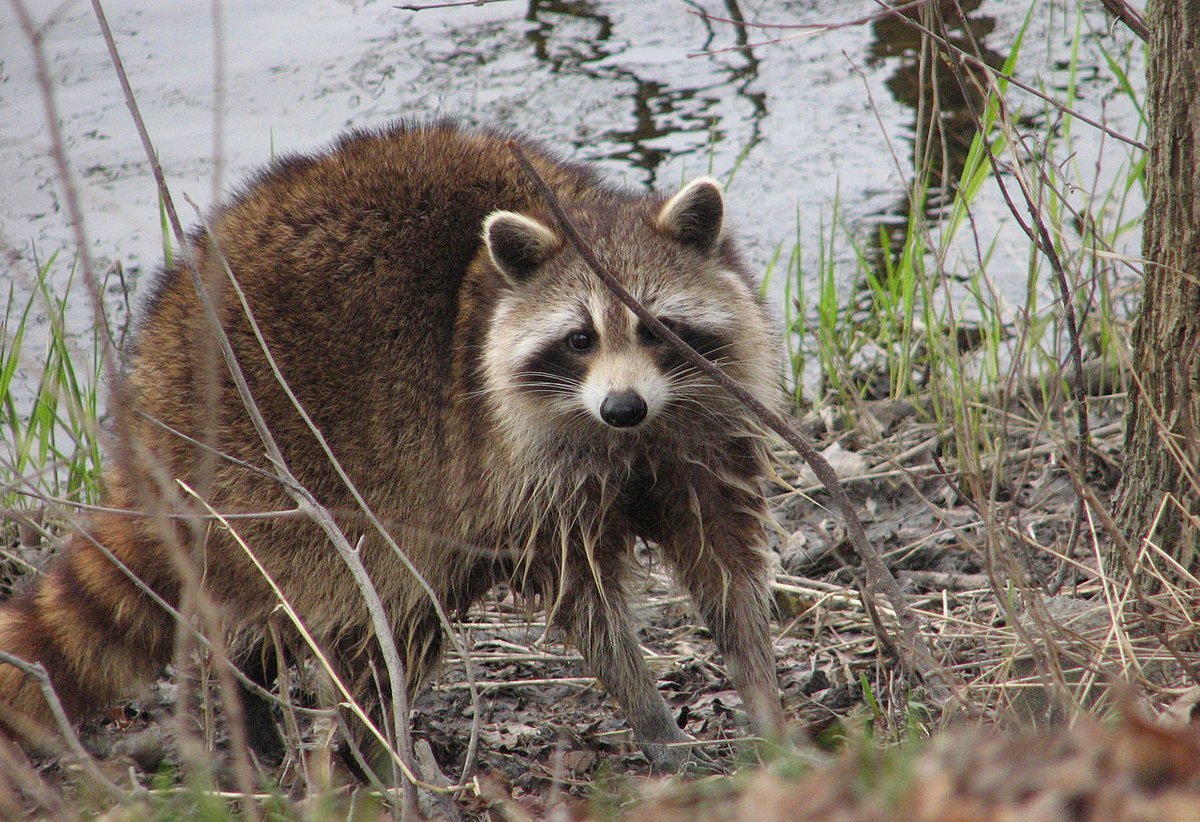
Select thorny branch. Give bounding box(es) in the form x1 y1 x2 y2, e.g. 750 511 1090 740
508 141 958 708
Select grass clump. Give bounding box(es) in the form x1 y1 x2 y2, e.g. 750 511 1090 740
1 252 111 513
781 2 1142 429
2 251 127 631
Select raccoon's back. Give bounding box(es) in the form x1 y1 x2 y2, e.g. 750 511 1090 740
127 121 604 495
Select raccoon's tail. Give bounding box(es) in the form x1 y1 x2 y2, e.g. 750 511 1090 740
0 510 177 741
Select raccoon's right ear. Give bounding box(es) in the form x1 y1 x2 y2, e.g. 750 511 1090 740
483 211 561 285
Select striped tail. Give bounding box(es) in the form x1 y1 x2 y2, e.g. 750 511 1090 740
0 511 177 741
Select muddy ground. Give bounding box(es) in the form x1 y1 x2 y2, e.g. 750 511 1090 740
5 389 1175 819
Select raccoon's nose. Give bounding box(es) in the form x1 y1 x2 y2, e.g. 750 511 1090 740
600 391 648 428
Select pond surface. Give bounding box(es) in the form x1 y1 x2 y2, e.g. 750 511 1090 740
2 0 1144 382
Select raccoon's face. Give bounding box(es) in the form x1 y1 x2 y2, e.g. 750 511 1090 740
479 177 776 453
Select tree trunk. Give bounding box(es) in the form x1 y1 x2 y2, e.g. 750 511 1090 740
1114 0 1200 567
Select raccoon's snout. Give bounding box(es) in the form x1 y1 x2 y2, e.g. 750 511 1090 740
600 391 648 428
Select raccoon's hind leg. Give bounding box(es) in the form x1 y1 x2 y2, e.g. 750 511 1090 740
326 606 444 785
234 638 286 766
553 554 693 771
0 512 177 740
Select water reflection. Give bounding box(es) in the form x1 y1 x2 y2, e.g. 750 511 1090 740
865 1 1006 269
517 1 1003 244
523 1 766 185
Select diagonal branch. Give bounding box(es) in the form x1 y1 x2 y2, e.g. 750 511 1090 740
0 651 126 801
1098 0 1148 42
508 140 958 707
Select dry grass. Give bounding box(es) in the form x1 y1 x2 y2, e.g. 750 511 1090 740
4 0 1198 819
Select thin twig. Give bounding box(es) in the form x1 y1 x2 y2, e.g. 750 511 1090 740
181 489 464 795
176 200 417 817
0 651 126 801
695 2 1146 151
396 0 516 9
931 3 1088 489
344 533 412 792
1076 481 1200 688
184 192 483 793
686 0 935 55
13 5 262 809
9 0 121 397
62 499 326 713
874 0 1146 151
209 0 226 204
1098 0 1149 42
507 140 957 707
89 0 483 805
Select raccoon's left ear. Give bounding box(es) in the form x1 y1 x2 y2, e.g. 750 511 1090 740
655 176 724 253
483 211 561 285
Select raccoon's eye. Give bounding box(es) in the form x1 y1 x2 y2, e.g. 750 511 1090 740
566 331 596 352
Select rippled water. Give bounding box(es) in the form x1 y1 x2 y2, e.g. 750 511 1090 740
1 0 1144 383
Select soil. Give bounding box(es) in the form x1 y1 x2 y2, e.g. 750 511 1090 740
3 390 1162 819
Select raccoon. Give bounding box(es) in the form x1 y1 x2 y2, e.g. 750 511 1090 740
0 120 784 771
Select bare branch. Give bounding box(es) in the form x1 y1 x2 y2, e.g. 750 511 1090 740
396 0 516 10
1098 0 1149 42
0 651 126 802
507 140 958 707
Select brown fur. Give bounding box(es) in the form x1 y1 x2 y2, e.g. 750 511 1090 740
0 120 783 771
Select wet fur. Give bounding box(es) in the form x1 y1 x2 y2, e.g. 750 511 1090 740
0 120 784 770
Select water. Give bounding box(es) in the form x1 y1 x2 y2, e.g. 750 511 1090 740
1 0 1145 398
